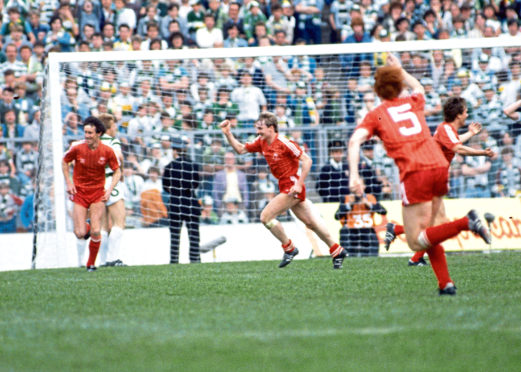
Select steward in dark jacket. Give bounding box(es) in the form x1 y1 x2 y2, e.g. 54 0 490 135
162 136 201 263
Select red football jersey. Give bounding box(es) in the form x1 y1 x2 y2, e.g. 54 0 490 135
358 93 448 180
433 122 461 163
63 141 119 189
244 134 303 180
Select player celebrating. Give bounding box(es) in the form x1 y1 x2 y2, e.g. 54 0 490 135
220 112 348 269
62 116 121 272
384 97 495 265
98 113 126 267
348 54 490 295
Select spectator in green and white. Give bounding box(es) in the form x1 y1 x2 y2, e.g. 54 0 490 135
328 0 350 44
495 146 521 197
266 3 291 42
476 84 504 137
243 1 267 45
159 91 177 119
186 0 205 42
248 20 269 46
206 0 227 31
0 43 26 80
471 48 506 82
15 140 37 186
293 0 323 45
212 87 239 122
19 44 43 98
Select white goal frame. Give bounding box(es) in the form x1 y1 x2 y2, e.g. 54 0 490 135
40 36 518 268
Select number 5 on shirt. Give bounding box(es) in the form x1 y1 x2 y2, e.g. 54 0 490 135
387 103 422 136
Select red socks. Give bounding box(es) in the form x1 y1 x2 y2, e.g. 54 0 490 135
394 224 404 236
329 243 343 257
424 216 469 247
282 240 295 253
410 250 426 263
425 244 452 289
86 237 101 267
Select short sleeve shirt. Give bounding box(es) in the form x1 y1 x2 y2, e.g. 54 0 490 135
357 93 448 180
244 134 302 180
63 141 119 190
433 122 461 164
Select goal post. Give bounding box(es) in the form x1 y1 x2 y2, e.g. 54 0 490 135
34 36 521 268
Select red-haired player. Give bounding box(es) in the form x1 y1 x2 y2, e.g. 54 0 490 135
62 116 121 271
384 96 495 265
348 54 491 295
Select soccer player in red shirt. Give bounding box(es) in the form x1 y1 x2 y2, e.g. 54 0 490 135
385 97 495 265
348 54 491 295
62 116 121 272
220 112 348 269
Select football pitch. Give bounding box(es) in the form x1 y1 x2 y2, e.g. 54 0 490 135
1 251 520 372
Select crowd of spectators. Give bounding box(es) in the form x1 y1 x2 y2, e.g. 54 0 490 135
1 0 521 233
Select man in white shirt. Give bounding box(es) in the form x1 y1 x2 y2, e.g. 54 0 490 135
196 12 223 48
114 0 137 32
230 70 267 125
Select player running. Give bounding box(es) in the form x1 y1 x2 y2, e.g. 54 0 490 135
62 116 121 272
220 112 348 269
384 97 495 265
348 54 491 295
98 113 126 267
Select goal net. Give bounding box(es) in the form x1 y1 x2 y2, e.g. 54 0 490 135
34 36 521 268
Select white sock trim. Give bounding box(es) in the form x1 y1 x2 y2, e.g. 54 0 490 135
108 226 124 261
417 231 431 249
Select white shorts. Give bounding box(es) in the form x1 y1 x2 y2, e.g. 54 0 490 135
105 176 126 207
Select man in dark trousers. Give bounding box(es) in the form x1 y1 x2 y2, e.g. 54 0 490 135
317 140 350 203
162 136 201 263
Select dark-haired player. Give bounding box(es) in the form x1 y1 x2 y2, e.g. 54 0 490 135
62 116 121 271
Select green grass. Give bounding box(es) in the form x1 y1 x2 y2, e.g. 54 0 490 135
1 252 521 372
